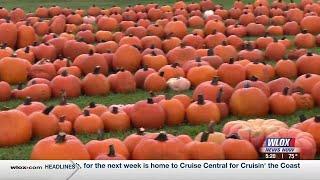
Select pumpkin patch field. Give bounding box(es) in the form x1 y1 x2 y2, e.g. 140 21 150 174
2 0 320 160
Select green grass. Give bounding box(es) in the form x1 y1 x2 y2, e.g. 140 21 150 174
0 0 320 160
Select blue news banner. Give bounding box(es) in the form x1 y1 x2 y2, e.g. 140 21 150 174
1 160 319 180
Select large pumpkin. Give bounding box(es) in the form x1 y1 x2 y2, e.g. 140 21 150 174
51 70 81 98
0 109 32 147
81 66 110 96
295 116 320 153
0 56 31 85
31 133 90 160
130 98 165 129
113 44 142 73
223 119 288 149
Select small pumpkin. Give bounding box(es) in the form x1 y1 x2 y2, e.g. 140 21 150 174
269 87 297 115
74 110 104 134
194 121 226 144
101 107 130 132
222 134 258 160
81 66 110 96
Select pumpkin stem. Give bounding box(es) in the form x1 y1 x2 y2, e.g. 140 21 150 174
207 48 214 56
93 66 101 74
180 42 186 48
112 106 119 114
108 144 116 157
222 40 227 46
211 76 219 85
143 65 148 71
17 83 23 90
151 50 157 56
229 57 235 64
55 132 66 144
307 52 313 56
250 76 258 81
136 128 145 135
305 73 311 78
43 105 54 115
314 116 320 123
216 88 223 103
207 121 215 133
83 109 90 116
302 29 308 34
197 94 205 105
23 97 32 105
1 42 7 49
25 46 30 53
227 133 240 139
200 131 210 142
89 49 94 55
150 44 156 49
155 131 168 142
59 116 66 123
299 114 306 122
89 102 96 108
273 37 278 42
244 82 251 88
61 70 68 77
282 87 290 96
171 62 179 68
159 71 165 77
147 97 154 104
195 56 201 62
149 91 155 97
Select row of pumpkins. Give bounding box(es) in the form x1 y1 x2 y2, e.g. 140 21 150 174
29 117 320 160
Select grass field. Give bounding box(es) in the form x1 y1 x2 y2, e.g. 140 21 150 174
0 0 319 160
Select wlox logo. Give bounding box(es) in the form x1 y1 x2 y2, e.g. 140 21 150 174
260 138 299 153
264 138 295 147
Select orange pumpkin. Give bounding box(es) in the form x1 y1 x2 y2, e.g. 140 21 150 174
123 128 147 155
295 116 320 152
101 107 130 132
31 133 90 160
213 41 237 63
144 71 167 92
294 73 320 94
0 109 32 147
110 69 136 93
230 83 269 116
217 58 246 87
0 20 17 48
131 98 165 129
74 110 104 134
296 52 320 75
187 65 217 87
194 121 226 144
0 81 11 101
81 66 110 96
113 44 141 73
275 58 297 79
222 134 258 160
265 38 286 61
164 18 187 39
132 131 188 160
269 87 297 115
166 43 197 66
186 94 221 125
159 98 185 126
51 70 81 98
0 56 31 85
95 144 126 160
51 96 82 124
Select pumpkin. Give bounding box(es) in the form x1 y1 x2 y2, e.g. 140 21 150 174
131 98 165 129
33 43 57 61
29 59 57 80
167 77 191 92
0 109 32 147
267 128 316 160
186 94 220 125
110 69 136 93
295 29 316 49
295 116 320 152
83 102 107 117
217 58 246 87
164 18 187 39
144 71 167 92
63 40 90 61
57 60 82 78
159 98 185 126
134 66 156 89
95 144 126 160
74 110 104 134
101 107 130 132
295 73 320 94
29 106 59 138
187 65 217 87
31 132 90 160
85 134 129 159
213 41 237 63
0 56 31 85
51 70 81 98
132 131 188 160
275 58 297 79
214 88 229 119
291 88 315 110
296 52 320 75
51 96 82 124
186 131 225 160
268 77 294 94
166 43 197 66
222 134 258 160
142 51 168 71
123 128 147 155
201 48 224 68
245 62 275 82
73 50 108 75
158 63 185 80
0 81 11 101
300 15 320 34
230 83 269 116
57 116 72 134
223 118 288 149
193 77 234 103
0 20 17 48
81 66 110 96
238 43 264 62
49 15 66 34
204 30 226 48
113 44 141 73
182 57 210 74
269 87 297 115
265 38 286 61
0 43 13 59
16 46 35 63
194 121 226 144
12 82 51 101
162 36 181 53
17 24 36 48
